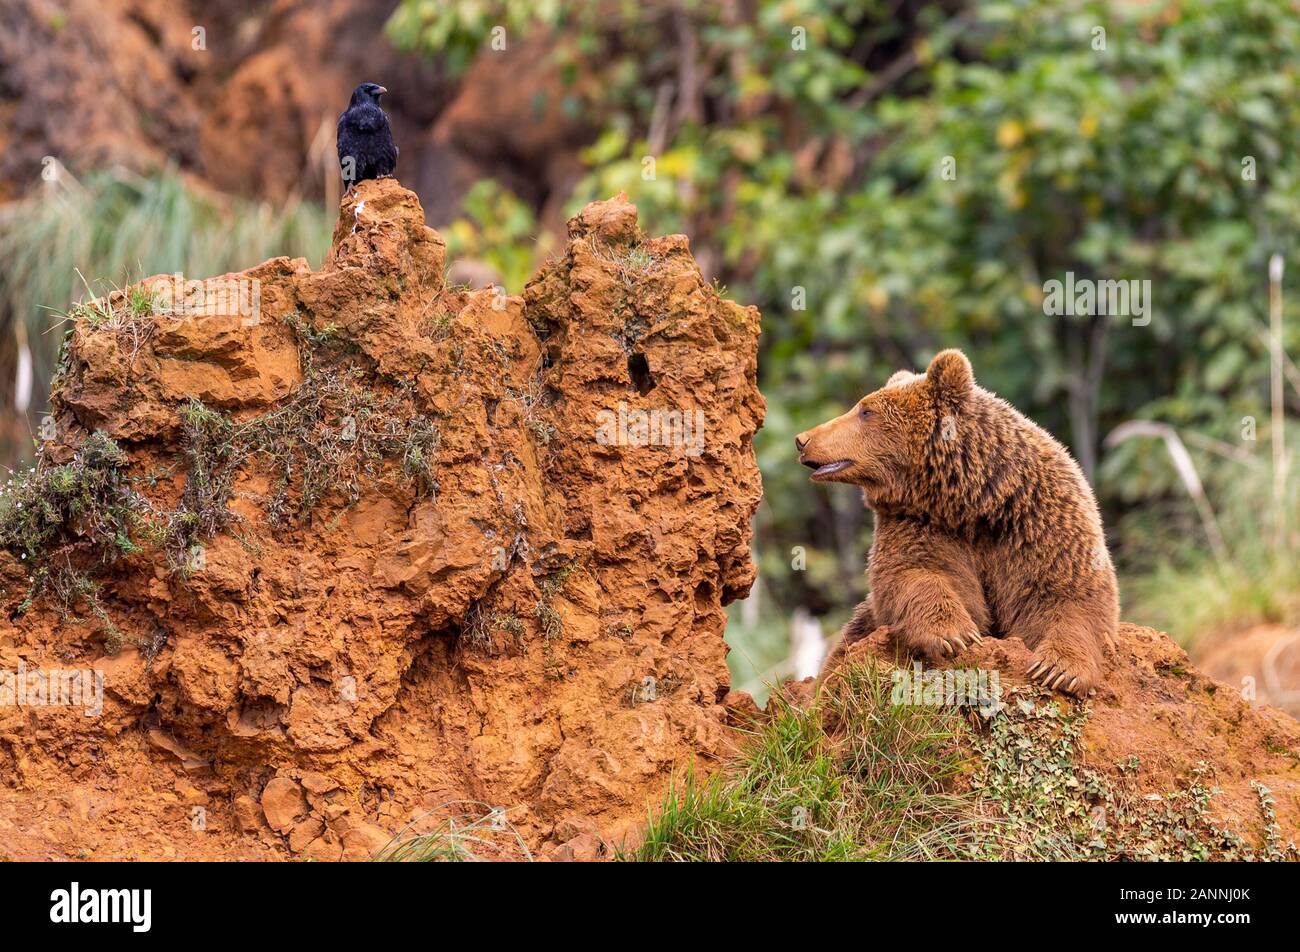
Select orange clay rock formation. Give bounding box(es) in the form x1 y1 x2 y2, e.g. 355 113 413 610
0 179 764 860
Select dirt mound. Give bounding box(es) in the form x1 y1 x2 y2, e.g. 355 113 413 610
814 622 1300 845
1196 625 1300 721
0 179 763 860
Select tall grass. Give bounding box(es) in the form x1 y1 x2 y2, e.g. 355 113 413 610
635 660 982 861
1122 447 1300 645
0 165 332 466
374 802 533 862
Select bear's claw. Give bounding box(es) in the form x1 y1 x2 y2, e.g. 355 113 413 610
895 625 981 662
932 628 982 658
1026 657 1094 697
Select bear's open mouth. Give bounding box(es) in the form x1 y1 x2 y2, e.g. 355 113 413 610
803 459 853 479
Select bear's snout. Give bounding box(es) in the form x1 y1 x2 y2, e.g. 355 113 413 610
795 431 823 469
795 420 859 481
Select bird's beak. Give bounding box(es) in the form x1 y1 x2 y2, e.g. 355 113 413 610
375 86 388 96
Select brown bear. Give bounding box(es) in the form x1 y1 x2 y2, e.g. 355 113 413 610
795 349 1119 696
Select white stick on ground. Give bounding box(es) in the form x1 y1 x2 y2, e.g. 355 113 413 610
790 607 826 680
1105 420 1229 569
1269 254 1287 556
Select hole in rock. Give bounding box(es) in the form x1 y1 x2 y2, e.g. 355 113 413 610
628 352 655 395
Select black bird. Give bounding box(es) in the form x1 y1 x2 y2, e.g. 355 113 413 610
337 83 398 189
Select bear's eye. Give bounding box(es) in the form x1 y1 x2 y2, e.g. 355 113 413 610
859 407 875 420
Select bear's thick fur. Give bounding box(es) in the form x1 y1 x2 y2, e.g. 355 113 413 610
795 350 1119 696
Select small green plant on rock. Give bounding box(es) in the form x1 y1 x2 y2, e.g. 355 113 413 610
0 431 146 648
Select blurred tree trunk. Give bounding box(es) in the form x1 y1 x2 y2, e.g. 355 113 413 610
1066 312 1109 484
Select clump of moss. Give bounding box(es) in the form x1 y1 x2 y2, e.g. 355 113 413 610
64 280 162 369
533 559 576 642
527 418 556 446
0 431 145 647
463 607 527 655
527 558 579 677
494 611 525 645
534 598 564 643
159 401 247 566
0 432 138 564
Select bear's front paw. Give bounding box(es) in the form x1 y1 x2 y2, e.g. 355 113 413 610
1026 642 1099 697
895 624 983 661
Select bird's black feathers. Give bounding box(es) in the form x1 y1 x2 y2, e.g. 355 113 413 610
337 83 398 187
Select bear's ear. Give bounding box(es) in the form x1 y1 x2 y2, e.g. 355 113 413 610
885 369 918 388
926 349 973 404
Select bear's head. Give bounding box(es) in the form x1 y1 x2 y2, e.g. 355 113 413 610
794 349 974 507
